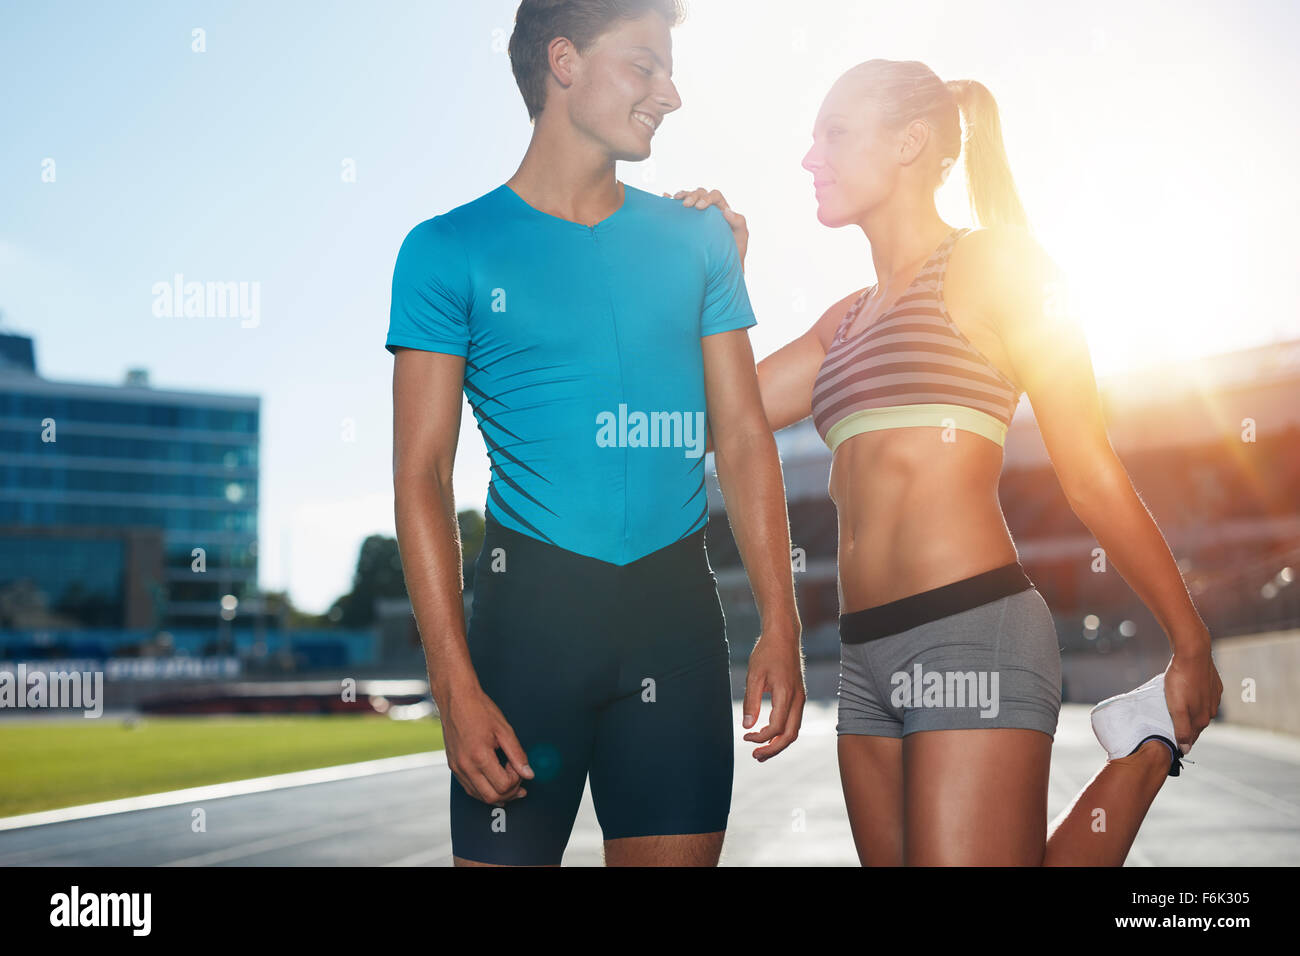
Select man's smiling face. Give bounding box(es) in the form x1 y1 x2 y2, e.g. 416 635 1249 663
562 13 682 162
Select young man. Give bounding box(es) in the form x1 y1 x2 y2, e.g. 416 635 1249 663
387 0 804 867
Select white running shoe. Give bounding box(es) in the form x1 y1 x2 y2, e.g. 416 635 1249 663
1089 673 1184 776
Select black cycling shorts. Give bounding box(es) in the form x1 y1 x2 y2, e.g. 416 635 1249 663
448 513 734 865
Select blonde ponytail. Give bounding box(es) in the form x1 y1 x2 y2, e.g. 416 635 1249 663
845 61 1030 231
945 79 1029 230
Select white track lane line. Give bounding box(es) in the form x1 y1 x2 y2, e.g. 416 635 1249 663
0 750 448 832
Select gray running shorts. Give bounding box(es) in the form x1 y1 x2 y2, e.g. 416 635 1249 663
837 568 1062 738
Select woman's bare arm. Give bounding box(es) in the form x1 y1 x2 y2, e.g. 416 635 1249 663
962 225 1223 753
756 289 863 432
671 186 871 448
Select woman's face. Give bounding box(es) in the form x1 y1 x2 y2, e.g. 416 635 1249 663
802 75 901 227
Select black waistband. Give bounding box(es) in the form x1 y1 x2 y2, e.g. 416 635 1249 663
840 562 1035 644
480 510 711 582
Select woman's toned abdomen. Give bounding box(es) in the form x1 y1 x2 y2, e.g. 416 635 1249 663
828 429 1020 614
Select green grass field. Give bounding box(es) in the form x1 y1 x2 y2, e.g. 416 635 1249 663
0 714 445 818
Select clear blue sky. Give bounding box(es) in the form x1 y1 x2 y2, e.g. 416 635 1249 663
4 0 1297 613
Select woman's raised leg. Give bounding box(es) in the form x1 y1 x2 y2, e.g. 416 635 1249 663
1042 740 1171 866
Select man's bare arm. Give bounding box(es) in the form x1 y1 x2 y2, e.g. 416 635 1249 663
392 348 533 803
701 328 805 761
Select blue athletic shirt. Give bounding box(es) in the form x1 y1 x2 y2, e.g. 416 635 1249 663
386 181 757 565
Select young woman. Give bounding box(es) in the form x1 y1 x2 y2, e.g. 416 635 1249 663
673 59 1223 865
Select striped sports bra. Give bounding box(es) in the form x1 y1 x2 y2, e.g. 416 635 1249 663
811 227 1023 452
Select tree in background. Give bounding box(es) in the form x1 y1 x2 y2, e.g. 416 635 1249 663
458 509 485 592
329 535 407 627
327 509 485 626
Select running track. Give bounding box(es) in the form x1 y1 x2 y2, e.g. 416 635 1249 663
1 701 1297 866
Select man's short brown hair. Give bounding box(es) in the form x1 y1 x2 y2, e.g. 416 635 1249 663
508 0 686 121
